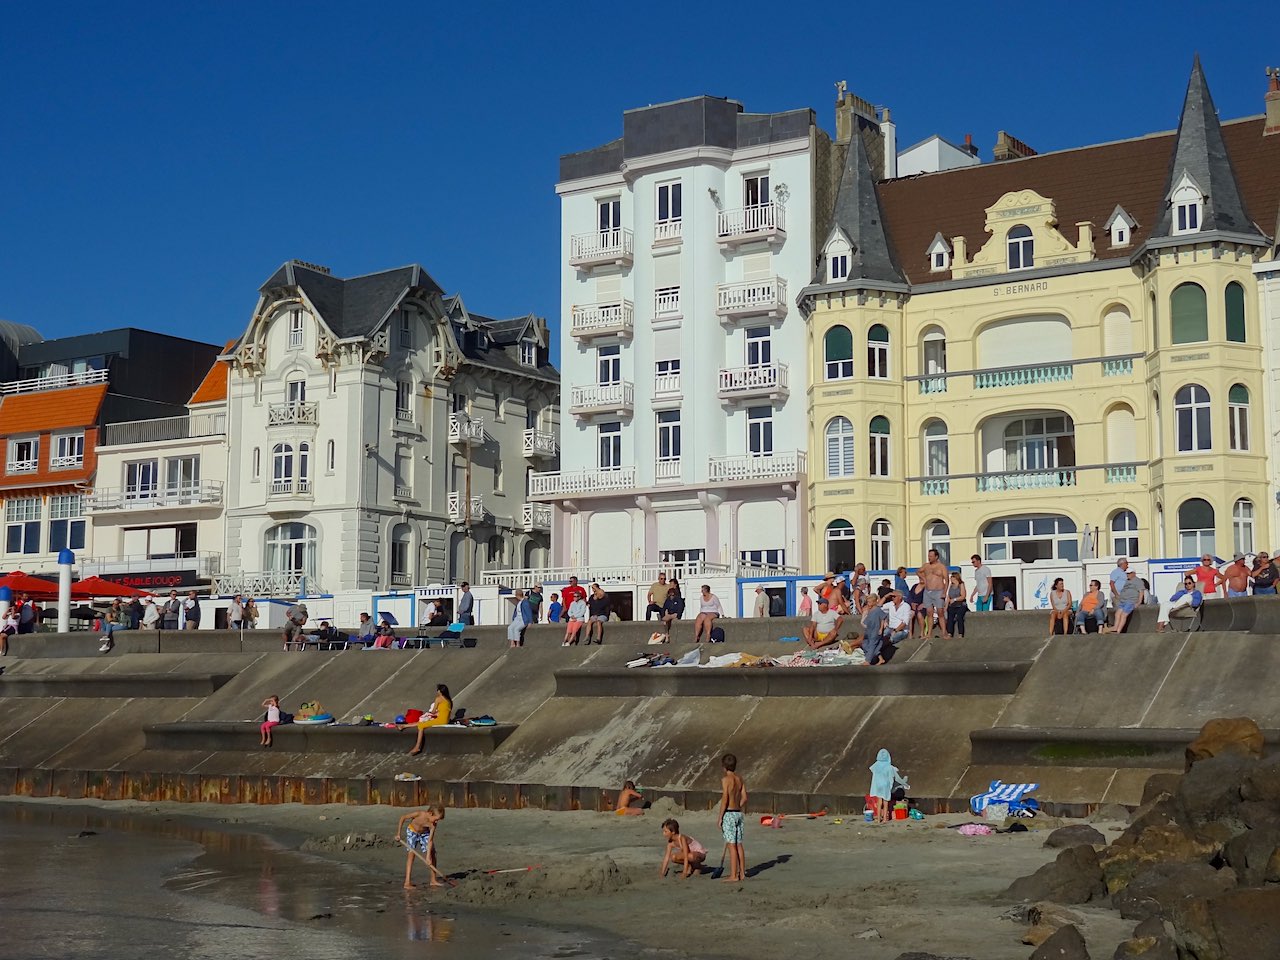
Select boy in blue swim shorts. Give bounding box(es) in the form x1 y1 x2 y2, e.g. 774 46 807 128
398 804 445 888
717 753 748 882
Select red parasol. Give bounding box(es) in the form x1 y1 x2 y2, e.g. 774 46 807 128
71 576 153 598
0 571 66 601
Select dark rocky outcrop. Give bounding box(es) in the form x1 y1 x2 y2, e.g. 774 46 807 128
1169 888 1280 960
1004 845 1106 904
1028 923 1090 960
1044 824 1107 849
1111 861 1237 920
1111 917 1177 960
1184 717 1264 772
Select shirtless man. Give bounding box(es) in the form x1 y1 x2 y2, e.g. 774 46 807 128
918 549 950 640
614 779 647 816
1220 552 1251 597
718 753 748 882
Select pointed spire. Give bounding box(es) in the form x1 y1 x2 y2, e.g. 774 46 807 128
826 129 906 287
1151 57 1261 240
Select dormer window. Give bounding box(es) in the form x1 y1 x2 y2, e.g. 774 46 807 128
398 311 413 349
829 254 849 281
927 233 952 272
1113 224 1128 245
1007 224 1034 270
1171 173 1203 235
824 235 852 283
1104 206 1137 248
519 339 537 367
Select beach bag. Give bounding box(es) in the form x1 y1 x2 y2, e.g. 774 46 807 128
403 708 424 724
709 626 725 643
648 632 666 645
278 712 294 725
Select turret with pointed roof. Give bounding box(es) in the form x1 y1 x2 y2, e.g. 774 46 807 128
819 130 907 291
1148 56 1266 245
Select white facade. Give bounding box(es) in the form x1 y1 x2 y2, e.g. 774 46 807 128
538 97 820 574
896 135 981 177
1256 244 1280 541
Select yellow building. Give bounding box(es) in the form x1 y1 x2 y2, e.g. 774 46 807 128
803 60 1280 573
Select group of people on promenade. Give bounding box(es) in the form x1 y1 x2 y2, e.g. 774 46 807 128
799 550 989 662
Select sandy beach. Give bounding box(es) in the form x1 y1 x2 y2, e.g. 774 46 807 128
3 795 1136 959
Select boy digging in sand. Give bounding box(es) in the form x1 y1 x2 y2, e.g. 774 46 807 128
659 818 707 878
398 805 445 888
718 752 748 882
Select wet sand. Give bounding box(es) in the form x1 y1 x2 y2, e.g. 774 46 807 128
3 796 1134 959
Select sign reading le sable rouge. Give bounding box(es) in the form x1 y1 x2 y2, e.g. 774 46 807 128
100 571 199 589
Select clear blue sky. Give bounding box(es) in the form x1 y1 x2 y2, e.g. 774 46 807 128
2 2 1274 354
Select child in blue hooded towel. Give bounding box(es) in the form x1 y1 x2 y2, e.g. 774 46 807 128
868 749 909 823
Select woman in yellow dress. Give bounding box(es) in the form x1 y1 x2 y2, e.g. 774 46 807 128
408 684 452 756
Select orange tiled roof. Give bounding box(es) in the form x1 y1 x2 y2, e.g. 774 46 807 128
188 342 234 405
0 384 107 434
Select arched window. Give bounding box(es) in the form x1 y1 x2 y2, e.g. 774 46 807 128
869 415 890 477
982 515 1078 562
871 519 892 571
1105 404 1137 463
825 417 854 478
1229 384 1249 452
1172 177 1203 234
1225 282 1246 343
923 419 949 477
925 520 950 567
1177 498 1215 556
1174 384 1211 452
824 326 853 380
1233 499 1254 556
271 443 293 493
867 324 889 379
1103 305 1133 355
921 327 946 374
264 522 317 578
486 534 504 565
1007 224 1034 270
1003 414 1075 471
1111 510 1139 558
390 522 411 584
1170 282 1208 344
825 519 855 574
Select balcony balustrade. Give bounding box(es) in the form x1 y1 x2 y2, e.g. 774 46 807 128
522 502 553 531
717 363 789 402
715 277 788 322
653 371 682 400
707 451 805 483
919 478 950 496
570 381 634 417
6 459 38 474
975 468 1078 492
87 481 224 512
0 367 108 396
447 492 488 522
655 458 682 482
268 478 312 497
716 203 786 246
653 220 682 244
906 354 1142 393
528 466 637 499
570 300 634 340
653 287 681 318
102 412 226 446
267 401 318 426
569 228 634 268
522 428 557 458
448 413 484 444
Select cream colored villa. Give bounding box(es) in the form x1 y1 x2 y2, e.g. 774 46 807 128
803 60 1280 571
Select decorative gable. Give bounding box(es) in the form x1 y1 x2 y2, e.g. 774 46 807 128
950 189 1094 280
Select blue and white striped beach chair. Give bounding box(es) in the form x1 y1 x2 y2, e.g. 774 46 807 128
970 780 1039 815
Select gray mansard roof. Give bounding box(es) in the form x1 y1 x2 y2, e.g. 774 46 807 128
258 261 445 340
560 96 815 182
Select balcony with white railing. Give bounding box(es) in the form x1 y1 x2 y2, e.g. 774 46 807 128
570 300 634 341
87 481 224 512
395 484 413 499
6 459 38 475
522 428 557 459
50 455 84 470
655 458 682 483
716 277 788 323
0 367 109 396
653 287 681 319
708 451 806 483
570 381 634 418
269 478 313 497
448 413 484 444
82 551 223 581
267 401 318 426
212 569 315 597
653 219 682 244
522 502 553 531
717 363 789 402
102 412 226 447
528 466 637 499
447 492 488 523
716 203 786 246
653 371 682 401
569 228 634 269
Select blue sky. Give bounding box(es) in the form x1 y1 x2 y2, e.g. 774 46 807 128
1 2 1274 355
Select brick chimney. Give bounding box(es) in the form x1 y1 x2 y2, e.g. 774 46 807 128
1265 67 1280 136
993 131 1038 162
963 133 979 158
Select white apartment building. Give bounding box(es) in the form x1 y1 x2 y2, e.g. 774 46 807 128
536 95 829 574
207 260 558 595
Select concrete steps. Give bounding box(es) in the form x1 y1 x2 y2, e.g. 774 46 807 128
143 721 517 755
0 674 235 698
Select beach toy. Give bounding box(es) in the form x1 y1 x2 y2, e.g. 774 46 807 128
293 700 335 725
395 715 406 724
394 773 422 782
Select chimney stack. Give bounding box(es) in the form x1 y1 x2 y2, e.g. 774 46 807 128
993 131 1038 162
963 133 979 158
833 82 879 145
881 107 897 179
1265 67 1280 137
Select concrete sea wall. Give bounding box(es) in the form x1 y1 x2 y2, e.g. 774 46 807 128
2 601 1278 812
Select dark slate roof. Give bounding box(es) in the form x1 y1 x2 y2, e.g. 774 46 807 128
824 131 906 287
258 261 445 339
559 96 815 182
1150 56 1263 241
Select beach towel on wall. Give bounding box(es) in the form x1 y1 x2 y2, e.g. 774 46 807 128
969 780 1038 815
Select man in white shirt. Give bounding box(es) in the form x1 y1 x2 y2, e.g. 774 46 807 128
803 597 844 650
884 591 914 645
969 556 993 611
